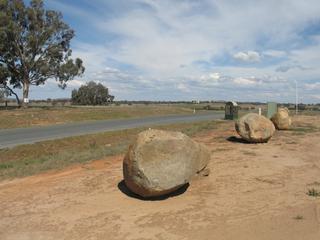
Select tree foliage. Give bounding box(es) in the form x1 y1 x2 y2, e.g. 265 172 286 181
0 0 85 106
71 81 114 105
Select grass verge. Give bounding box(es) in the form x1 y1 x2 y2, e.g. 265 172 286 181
0 105 201 129
289 124 320 135
0 120 226 181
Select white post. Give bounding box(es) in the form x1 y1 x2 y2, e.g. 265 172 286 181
258 108 262 116
295 80 298 115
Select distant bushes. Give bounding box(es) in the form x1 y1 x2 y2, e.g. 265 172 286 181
71 81 114 105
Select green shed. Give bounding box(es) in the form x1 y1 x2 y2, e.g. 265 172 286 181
225 101 239 120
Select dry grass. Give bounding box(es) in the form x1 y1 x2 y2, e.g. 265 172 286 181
0 105 196 129
289 116 320 135
0 120 226 180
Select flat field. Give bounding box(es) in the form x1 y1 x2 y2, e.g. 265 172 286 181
1 114 320 239
0 104 195 129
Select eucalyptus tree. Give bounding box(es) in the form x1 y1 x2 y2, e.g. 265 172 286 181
0 0 85 107
72 81 114 105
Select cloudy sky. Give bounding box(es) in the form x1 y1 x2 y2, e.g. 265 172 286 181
26 0 320 103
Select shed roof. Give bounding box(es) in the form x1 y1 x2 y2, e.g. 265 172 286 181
226 101 238 106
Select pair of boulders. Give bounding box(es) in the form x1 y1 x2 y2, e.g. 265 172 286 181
235 108 292 143
123 129 210 198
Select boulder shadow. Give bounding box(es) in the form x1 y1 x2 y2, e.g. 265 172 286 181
226 136 251 144
117 180 189 201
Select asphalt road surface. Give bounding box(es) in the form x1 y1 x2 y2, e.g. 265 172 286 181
0 112 224 149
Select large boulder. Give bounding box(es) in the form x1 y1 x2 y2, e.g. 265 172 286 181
235 113 275 143
271 107 292 130
123 129 210 198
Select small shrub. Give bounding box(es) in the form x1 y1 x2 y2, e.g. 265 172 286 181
293 215 304 220
306 188 320 197
89 140 97 148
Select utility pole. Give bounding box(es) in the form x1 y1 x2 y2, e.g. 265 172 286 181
295 80 298 115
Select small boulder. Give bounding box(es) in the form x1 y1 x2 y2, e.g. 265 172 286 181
123 129 210 198
271 108 292 130
235 113 275 143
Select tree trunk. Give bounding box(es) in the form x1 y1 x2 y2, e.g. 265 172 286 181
4 85 21 107
22 80 30 108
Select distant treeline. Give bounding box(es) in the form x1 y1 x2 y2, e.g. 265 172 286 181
1 98 320 110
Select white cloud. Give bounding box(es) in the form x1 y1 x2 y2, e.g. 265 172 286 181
233 77 259 85
309 94 320 100
263 50 287 58
67 79 85 87
176 83 190 93
305 82 320 90
275 63 311 72
233 51 261 63
200 72 220 81
102 67 121 74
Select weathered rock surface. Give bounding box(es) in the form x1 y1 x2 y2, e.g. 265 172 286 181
271 108 292 130
235 113 275 143
123 129 210 198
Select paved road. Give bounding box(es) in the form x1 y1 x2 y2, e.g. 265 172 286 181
0 112 224 148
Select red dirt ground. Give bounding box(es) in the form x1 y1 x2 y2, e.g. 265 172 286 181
0 115 320 240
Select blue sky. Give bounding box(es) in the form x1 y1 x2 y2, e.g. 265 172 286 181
25 0 320 103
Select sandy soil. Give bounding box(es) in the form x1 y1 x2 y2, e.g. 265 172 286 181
0 115 320 240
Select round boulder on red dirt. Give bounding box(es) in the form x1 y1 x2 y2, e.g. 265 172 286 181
123 129 210 198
